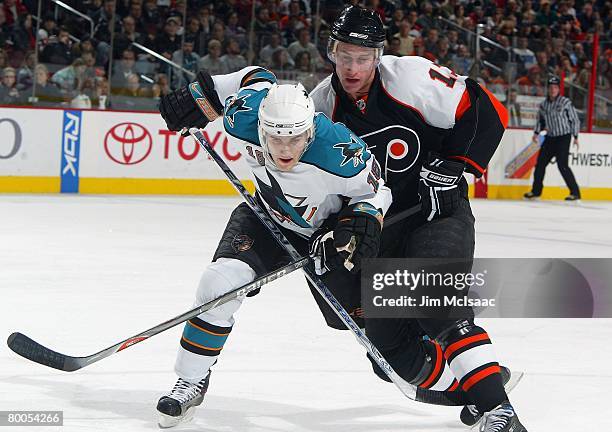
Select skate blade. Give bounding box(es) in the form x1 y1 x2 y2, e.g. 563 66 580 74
158 406 196 429
468 370 525 430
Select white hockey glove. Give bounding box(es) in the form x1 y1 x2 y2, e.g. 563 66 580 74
418 154 465 221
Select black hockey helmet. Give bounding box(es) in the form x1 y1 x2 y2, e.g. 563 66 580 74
330 6 386 49
547 76 561 86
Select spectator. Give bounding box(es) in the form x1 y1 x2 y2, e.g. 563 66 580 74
114 15 145 57
171 38 200 88
111 48 137 90
417 2 437 31
536 1 558 27
40 26 73 66
578 2 596 32
435 38 452 67
51 58 86 94
424 28 440 57
128 1 146 34
155 73 171 97
259 32 290 68
386 36 402 57
0 67 23 104
387 8 404 38
514 37 537 73
185 17 205 56
2 0 27 27
269 48 293 72
279 1 309 32
210 22 227 52
41 14 57 38
287 28 323 70
447 30 460 54
507 88 522 127
225 12 247 52
0 49 8 70
197 6 214 39
155 17 182 57
16 50 35 90
112 72 159 110
198 39 228 75
29 63 63 106
0 9 10 48
11 13 35 52
221 38 246 74
254 7 278 38
394 18 415 56
141 0 161 27
517 65 545 96
451 44 474 76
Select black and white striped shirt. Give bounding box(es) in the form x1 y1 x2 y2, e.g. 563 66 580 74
534 95 580 138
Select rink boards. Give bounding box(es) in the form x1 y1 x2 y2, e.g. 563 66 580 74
0 106 610 199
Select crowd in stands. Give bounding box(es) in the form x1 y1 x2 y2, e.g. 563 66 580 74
0 0 609 123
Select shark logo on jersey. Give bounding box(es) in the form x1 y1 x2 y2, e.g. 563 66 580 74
225 93 252 128
255 169 310 228
333 135 365 168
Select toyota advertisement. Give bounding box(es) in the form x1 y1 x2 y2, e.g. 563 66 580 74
0 107 251 194
0 106 610 199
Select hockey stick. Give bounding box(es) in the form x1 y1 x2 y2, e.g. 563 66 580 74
7 257 309 372
189 128 468 406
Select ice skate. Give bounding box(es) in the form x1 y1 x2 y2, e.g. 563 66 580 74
156 373 211 428
523 192 540 200
460 366 524 427
478 401 527 432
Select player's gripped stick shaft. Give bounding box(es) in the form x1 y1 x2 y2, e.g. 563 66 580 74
188 127 468 407
6 257 309 372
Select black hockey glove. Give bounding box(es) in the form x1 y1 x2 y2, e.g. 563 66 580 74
309 203 383 275
159 71 224 132
418 154 466 221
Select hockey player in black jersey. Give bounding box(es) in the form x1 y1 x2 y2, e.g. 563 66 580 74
307 6 526 432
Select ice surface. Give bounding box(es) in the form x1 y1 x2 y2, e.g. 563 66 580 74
1 195 611 431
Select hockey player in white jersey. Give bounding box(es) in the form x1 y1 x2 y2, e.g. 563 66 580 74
156 69 391 427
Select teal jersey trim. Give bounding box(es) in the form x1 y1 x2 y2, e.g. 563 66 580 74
223 88 267 146
300 114 371 178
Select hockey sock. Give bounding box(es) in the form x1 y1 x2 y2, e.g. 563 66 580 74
441 326 507 413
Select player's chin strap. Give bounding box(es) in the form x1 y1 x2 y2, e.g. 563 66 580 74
188 127 468 407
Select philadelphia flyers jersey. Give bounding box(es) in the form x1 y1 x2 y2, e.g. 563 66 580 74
310 55 508 216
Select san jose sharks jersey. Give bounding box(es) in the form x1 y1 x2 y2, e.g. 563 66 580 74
309 55 508 216
208 67 392 238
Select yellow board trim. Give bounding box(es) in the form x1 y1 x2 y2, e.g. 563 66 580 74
78 178 256 195
3 176 612 200
0 176 60 193
486 185 612 200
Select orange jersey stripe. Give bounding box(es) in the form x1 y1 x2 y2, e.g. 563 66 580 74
462 365 501 392
449 155 486 175
444 333 491 360
447 380 460 392
455 89 472 121
187 320 231 337
481 85 509 128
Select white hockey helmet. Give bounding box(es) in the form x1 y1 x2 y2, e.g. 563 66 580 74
257 83 316 167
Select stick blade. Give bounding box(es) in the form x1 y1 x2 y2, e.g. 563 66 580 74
7 332 81 372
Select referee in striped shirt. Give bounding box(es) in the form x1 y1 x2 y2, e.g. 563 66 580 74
524 76 581 201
